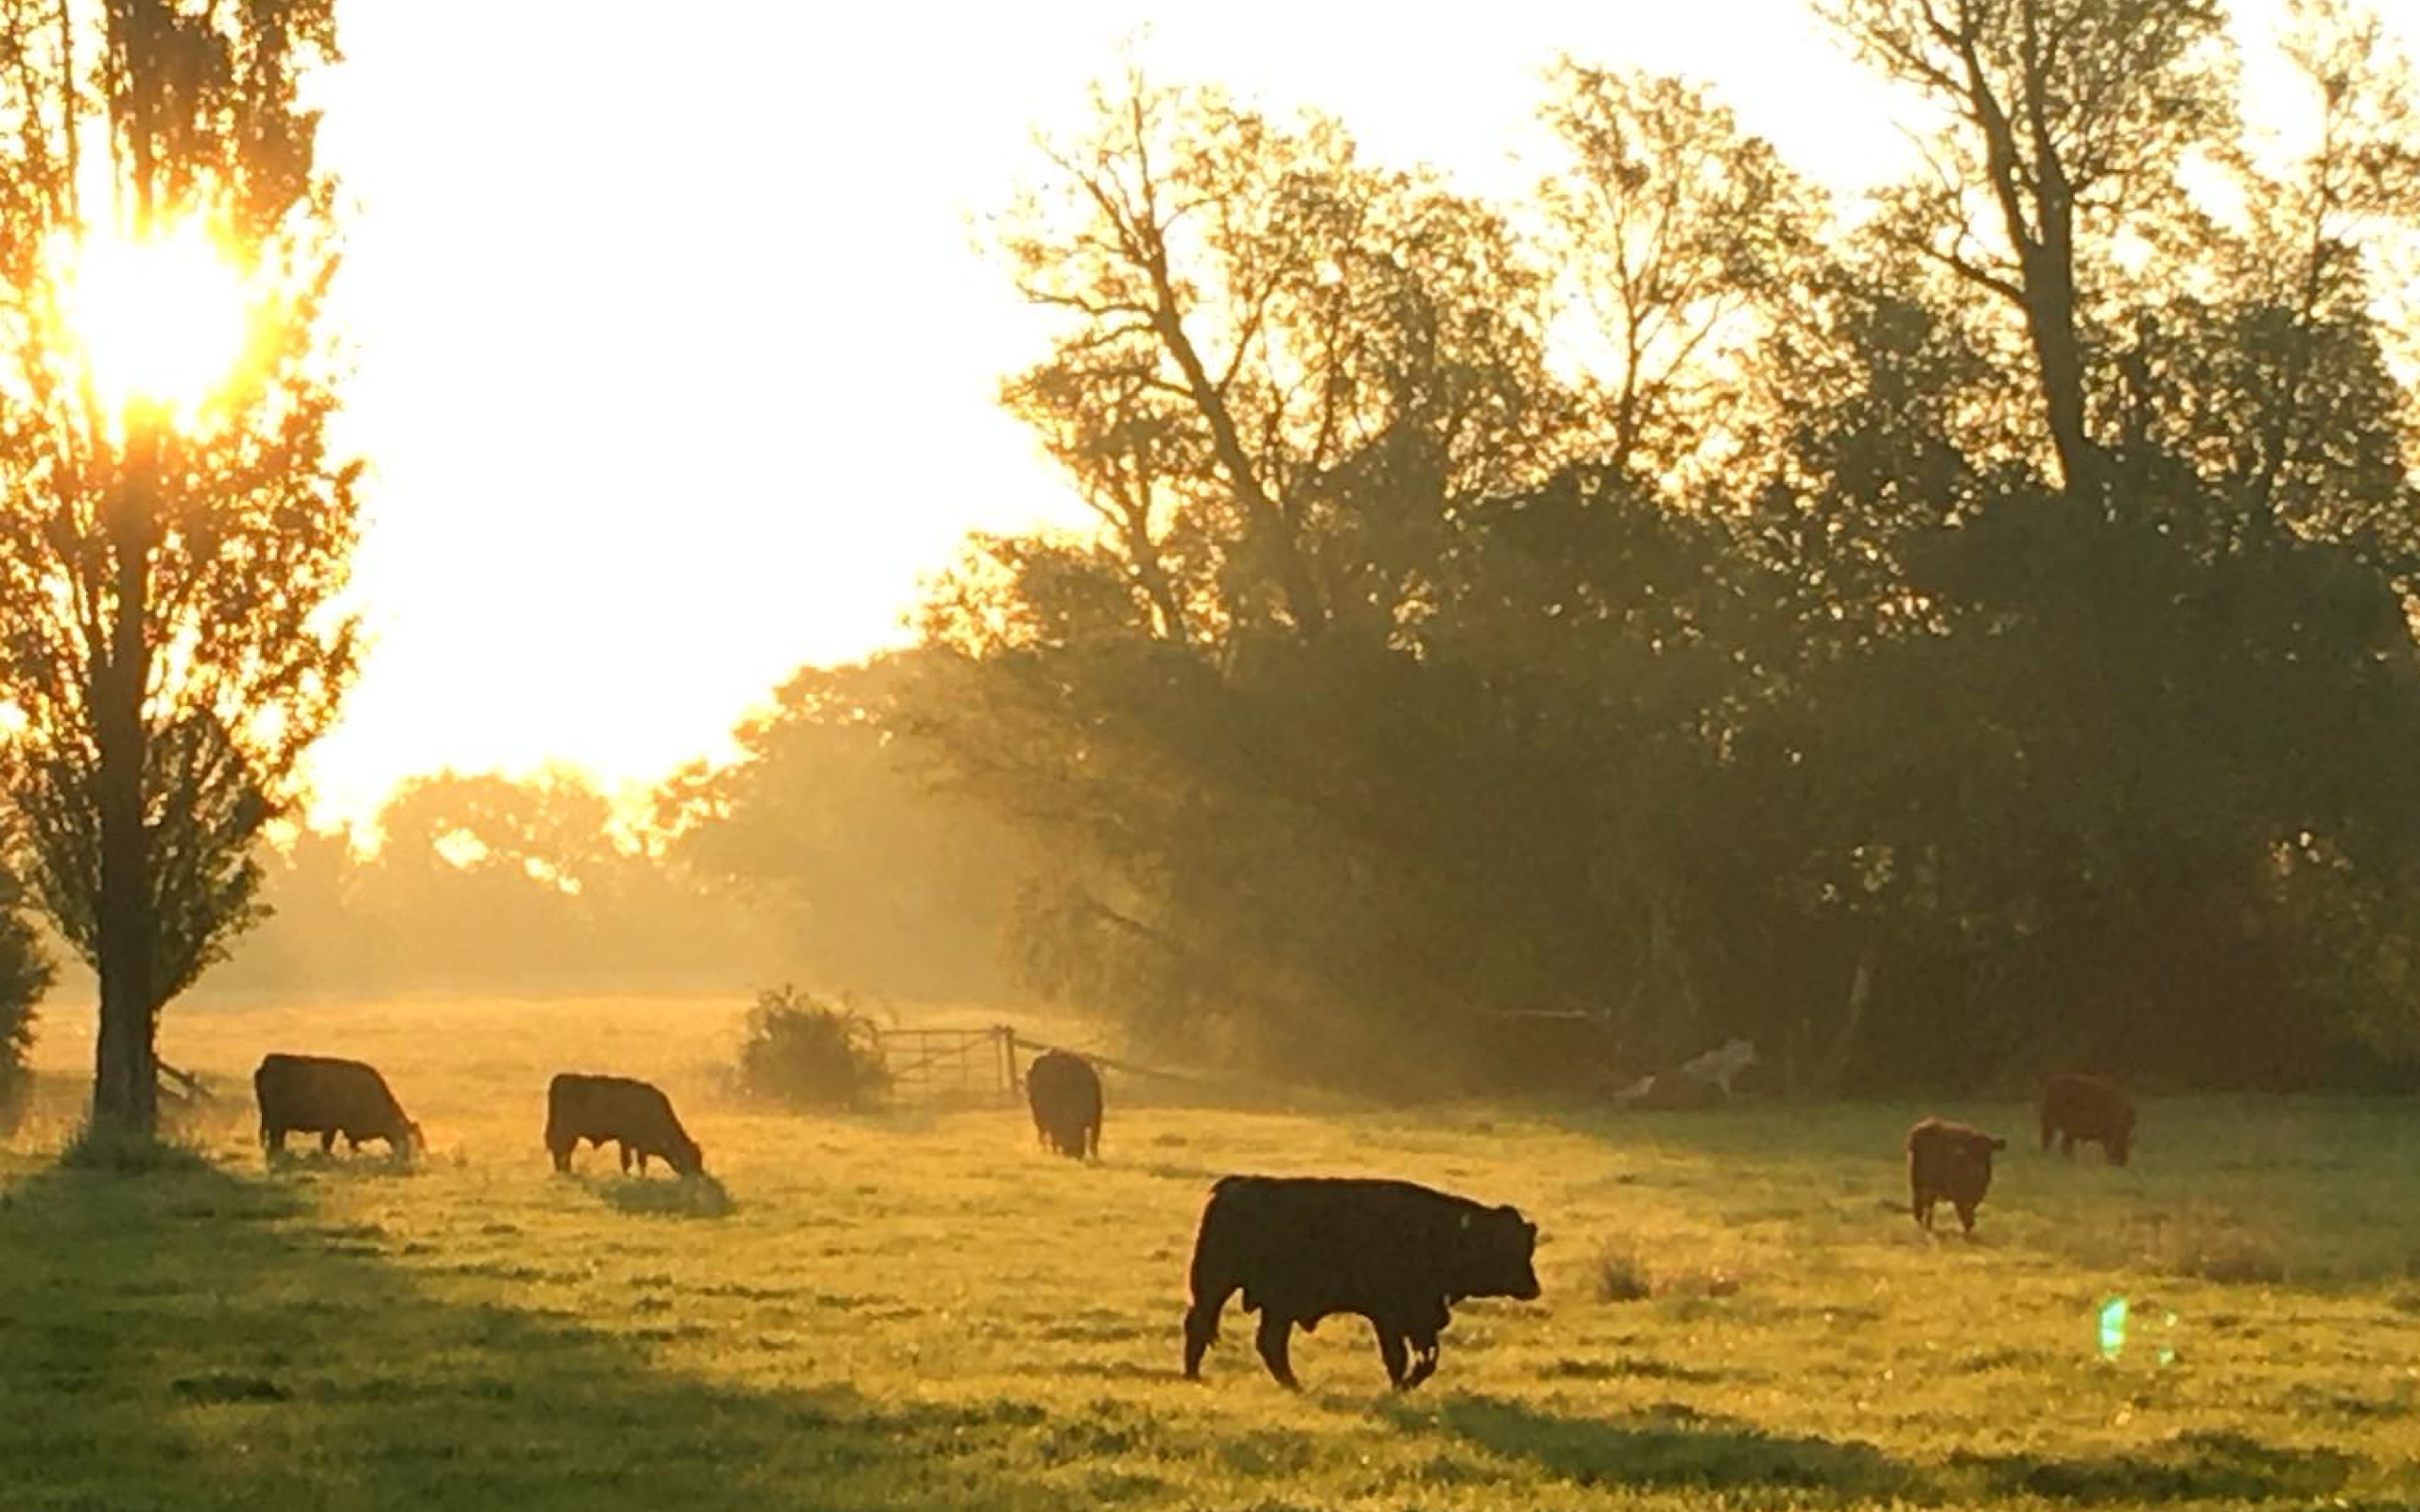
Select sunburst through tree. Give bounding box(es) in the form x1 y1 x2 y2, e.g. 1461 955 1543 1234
0 0 358 1139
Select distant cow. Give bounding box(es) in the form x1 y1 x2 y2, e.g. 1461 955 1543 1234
1182 1175 1542 1390
1906 1117 2006 1236
545 1074 703 1177
1026 1050 1102 1160
254 1053 423 1160
2039 1073 2135 1166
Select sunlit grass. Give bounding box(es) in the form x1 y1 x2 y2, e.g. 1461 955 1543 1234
6 993 2420 1509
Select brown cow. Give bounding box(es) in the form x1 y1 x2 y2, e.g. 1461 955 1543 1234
1907 1117 2005 1236
1026 1050 1102 1160
2039 1073 2135 1166
545 1073 703 1177
254 1054 424 1160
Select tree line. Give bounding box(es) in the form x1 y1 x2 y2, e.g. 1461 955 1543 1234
890 0 2420 1094
120 660 1033 1005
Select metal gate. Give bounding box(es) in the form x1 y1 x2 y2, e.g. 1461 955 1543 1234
873 1024 1019 1104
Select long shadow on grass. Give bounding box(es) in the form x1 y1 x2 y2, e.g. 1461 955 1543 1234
1396 1395 1923 1500
589 1173 735 1219
1406 1395 2365 1505
1950 1432 2358 1503
0 1160 1052 1512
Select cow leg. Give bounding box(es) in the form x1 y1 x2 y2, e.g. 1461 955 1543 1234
1955 1200 1978 1236
320 1129 337 1154
1913 1195 1933 1231
1253 1313 1301 1390
618 1142 633 1174
2061 1133 2076 1160
550 1142 572 1174
1404 1324 1443 1390
1182 1291 1229 1380
1373 1323 1411 1389
2040 1117 2054 1153
266 1126 286 1156
637 1149 651 1174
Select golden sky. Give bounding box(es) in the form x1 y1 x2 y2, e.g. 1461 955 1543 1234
296 0 2399 829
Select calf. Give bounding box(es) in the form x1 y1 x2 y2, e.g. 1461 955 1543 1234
1906 1117 2005 1236
1182 1175 1541 1390
2039 1073 2135 1165
1026 1050 1102 1160
545 1073 703 1177
254 1053 423 1160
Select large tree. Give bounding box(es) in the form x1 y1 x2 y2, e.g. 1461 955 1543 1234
0 0 358 1136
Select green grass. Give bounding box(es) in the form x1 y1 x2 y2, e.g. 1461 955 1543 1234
7 994 2420 1509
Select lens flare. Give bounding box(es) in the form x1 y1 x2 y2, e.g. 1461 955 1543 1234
2098 1295 2178 1366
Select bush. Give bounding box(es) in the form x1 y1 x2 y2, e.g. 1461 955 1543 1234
735 986 890 1111
0 894 56 1137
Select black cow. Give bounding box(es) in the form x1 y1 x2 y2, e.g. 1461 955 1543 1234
1181 1175 1541 1390
545 1073 703 1177
2039 1073 2135 1166
1026 1049 1102 1160
1907 1117 2006 1236
254 1053 424 1160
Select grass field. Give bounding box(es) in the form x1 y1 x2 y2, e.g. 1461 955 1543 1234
8 994 2420 1510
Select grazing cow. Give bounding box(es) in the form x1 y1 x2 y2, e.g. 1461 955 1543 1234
1026 1049 1102 1160
254 1053 424 1160
1906 1117 2006 1236
1181 1175 1542 1391
2039 1073 2135 1166
544 1074 703 1177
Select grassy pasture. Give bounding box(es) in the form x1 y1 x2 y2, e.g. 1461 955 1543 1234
6 994 2420 1510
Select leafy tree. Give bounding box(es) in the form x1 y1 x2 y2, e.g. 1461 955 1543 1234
0 1 357 1135
658 654 1035 1002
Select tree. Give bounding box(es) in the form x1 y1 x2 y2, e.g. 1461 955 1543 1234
0 2 357 1137
1535 61 1827 490
993 70 1564 648
1821 0 2237 495
658 655 1035 1002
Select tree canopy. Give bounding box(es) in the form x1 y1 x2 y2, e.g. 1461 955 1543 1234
913 3 2420 1095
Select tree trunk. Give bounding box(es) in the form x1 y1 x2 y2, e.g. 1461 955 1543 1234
1813 937 1876 1093
90 423 159 1137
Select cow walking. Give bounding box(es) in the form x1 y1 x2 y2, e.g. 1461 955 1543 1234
545 1073 703 1177
1026 1049 1102 1160
1182 1175 1541 1390
254 1054 424 1160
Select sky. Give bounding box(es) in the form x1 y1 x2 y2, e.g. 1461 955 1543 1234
298 0 2396 830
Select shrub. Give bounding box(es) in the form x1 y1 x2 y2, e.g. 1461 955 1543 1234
0 892 56 1137
735 986 890 1111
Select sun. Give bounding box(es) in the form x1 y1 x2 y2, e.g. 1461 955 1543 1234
53 219 251 423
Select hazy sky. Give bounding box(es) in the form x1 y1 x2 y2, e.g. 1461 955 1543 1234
299 0 2388 828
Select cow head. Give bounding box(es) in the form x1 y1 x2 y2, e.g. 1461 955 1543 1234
671 1135 706 1177
402 1120 426 1160
1455 1204 1543 1302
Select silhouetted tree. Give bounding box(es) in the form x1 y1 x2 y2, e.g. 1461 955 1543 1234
0 2 357 1135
